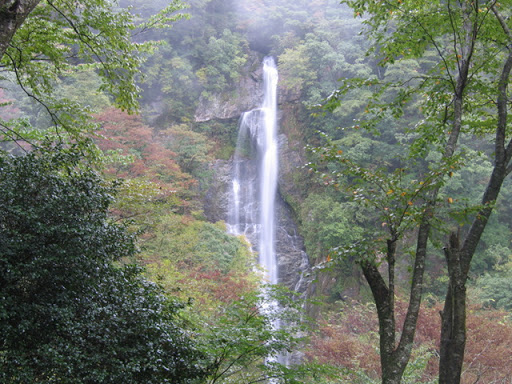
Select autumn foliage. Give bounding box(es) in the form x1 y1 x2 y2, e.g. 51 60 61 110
307 298 512 383
92 108 258 321
94 108 196 197
307 301 381 379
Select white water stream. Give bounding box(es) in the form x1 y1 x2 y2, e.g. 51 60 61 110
228 56 279 285
227 57 310 371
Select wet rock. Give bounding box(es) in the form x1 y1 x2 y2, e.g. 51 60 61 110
202 146 311 294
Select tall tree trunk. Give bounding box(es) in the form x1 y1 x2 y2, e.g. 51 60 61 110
439 6 512 382
361 261 400 384
439 164 509 383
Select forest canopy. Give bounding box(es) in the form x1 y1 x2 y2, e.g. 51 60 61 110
2 1 512 384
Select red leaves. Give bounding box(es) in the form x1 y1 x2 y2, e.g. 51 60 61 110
172 263 257 313
94 107 196 199
306 302 380 378
463 308 512 383
307 298 512 382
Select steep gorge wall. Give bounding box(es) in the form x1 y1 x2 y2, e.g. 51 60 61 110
198 60 311 294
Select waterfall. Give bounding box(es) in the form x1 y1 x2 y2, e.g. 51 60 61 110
259 57 279 285
228 57 279 285
226 56 311 370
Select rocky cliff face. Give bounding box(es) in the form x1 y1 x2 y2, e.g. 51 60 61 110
198 69 311 294
194 58 264 122
201 139 310 293
194 56 302 122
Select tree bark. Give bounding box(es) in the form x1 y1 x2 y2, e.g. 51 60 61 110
439 6 512 383
439 233 467 383
439 163 509 383
361 261 398 384
362 227 429 384
0 0 41 60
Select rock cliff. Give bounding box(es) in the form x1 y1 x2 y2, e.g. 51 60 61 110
194 58 264 122
198 67 311 294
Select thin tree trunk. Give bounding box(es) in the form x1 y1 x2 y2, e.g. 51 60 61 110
361 237 397 384
361 261 399 384
439 164 509 383
362 227 429 384
439 284 467 383
436 2 476 380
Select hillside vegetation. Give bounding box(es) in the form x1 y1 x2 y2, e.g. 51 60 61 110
2 0 512 383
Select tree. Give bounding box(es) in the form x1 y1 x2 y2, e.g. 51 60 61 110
477 249 512 310
317 0 512 383
0 147 206 383
0 0 188 146
0 1 215 382
195 28 249 98
198 286 327 384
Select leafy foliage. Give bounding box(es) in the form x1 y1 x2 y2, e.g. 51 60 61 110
300 194 365 264
196 29 248 98
5 1 512 383
0 0 188 146
200 287 307 384
309 0 512 382
94 107 199 214
0 147 205 383
476 248 512 311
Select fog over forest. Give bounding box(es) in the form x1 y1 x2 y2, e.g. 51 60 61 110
2 1 512 383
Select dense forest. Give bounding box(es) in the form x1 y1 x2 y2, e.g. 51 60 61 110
2 0 512 383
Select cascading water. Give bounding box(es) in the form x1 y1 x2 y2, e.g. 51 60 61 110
226 56 311 369
259 57 279 285
227 54 284 374
228 56 279 285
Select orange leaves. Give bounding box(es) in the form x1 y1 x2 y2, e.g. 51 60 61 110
93 107 199 215
308 298 512 382
94 108 192 186
306 304 380 378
